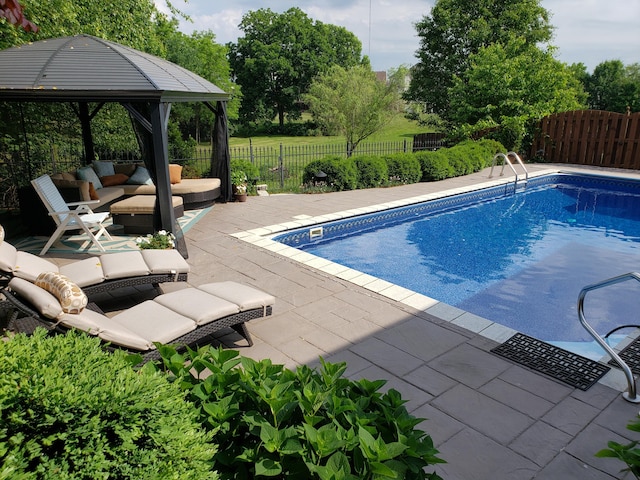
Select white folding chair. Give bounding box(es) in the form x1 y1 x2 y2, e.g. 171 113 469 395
30 174 113 255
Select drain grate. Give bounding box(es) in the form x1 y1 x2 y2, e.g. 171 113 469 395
491 333 610 391
609 336 640 374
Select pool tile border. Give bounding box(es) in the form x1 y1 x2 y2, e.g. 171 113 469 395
231 167 634 392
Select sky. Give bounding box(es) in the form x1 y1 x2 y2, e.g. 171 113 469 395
156 0 640 74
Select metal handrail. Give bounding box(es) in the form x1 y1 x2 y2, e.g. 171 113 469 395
489 152 529 187
578 272 640 403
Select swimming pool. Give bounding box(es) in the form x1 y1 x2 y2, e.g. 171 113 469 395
273 173 640 358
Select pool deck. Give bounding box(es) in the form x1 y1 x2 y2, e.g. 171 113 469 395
73 165 640 478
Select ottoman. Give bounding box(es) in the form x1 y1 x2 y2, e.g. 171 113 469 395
110 195 184 234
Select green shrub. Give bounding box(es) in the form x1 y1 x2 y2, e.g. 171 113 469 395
353 155 389 188
596 414 640 478
231 158 260 182
0 330 217 480
303 156 358 191
415 150 455 181
157 345 445 480
383 153 422 185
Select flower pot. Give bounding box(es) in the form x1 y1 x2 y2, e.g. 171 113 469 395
234 193 247 202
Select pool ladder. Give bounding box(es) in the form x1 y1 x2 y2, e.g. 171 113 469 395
489 152 528 189
578 272 640 403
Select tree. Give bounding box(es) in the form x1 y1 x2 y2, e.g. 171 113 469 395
305 65 405 156
585 60 640 113
448 38 586 150
227 7 362 129
407 0 553 119
0 0 37 32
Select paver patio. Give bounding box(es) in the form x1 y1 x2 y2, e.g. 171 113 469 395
61 164 640 479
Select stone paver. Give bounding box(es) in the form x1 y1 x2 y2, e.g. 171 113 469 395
46 164 640 479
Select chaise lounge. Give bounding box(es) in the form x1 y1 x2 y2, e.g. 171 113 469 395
0 229 190 298
3 276 274 361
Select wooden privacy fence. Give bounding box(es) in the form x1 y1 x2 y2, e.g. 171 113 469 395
530 110 640 169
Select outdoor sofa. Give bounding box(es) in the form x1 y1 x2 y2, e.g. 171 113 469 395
3 276 274 361
50 161 221 211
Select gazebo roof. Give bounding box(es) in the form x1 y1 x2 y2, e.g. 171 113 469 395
0 34 230 103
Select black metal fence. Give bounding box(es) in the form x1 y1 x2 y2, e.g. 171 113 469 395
0 136 448 210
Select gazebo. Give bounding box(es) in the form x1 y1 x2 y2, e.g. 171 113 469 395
0 34 233 257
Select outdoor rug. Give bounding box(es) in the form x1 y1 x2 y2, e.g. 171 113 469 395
13 207 212 254
491 332 611 391
608 335 640 374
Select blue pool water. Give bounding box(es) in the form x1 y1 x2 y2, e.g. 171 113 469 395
274 174 640 357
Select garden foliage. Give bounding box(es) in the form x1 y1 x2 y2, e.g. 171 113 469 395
303 139 506 191
156 344 445 480
0 330 217 479
597 414 640 479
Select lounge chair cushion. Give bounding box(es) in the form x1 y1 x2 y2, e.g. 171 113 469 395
59 309 153 351
13 251 59 283
99 251 150 279
9 277 64 319
0 241 17 273
154 288 239 326
198 281 276 311
59 257 106 288
140 249 190 274
35 272 88 314
109 300 196 345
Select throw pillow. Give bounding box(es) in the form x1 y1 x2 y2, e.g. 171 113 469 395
51 178 91 202
35 272 88 314
169 164 182 184
92 160 115 178
77 166 103 189
114 163 137 177
126 166 154 185
88 182 99 201
100 173 129 187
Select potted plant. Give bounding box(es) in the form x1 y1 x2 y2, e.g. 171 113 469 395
135 230 176 249
231 170 248 202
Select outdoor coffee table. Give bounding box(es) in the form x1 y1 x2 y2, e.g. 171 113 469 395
110 195 184 234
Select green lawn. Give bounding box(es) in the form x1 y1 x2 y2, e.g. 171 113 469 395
228 115 429 148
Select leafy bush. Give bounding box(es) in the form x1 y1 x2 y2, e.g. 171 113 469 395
415 150 455 181
382 153 422 185
157 345 445 480
231 158 260 182
303 156 358 191
0 330 217 480
596 414 640 478
353 155 389 188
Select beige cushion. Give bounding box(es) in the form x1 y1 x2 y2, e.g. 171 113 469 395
58 309 153 351
59 257 106 288
9 277 63 319
0 241 17 273
154 288 239 326
35 272 87 314
140 249 190 274
110 195 182 215
111 300 196 344
197 281 275 311
13 251 59 282
99 251 149 279
0 224 4 244
51 178 91 202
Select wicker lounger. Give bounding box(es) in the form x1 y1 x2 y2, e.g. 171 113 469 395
0 240 189 299
3 278 274 362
